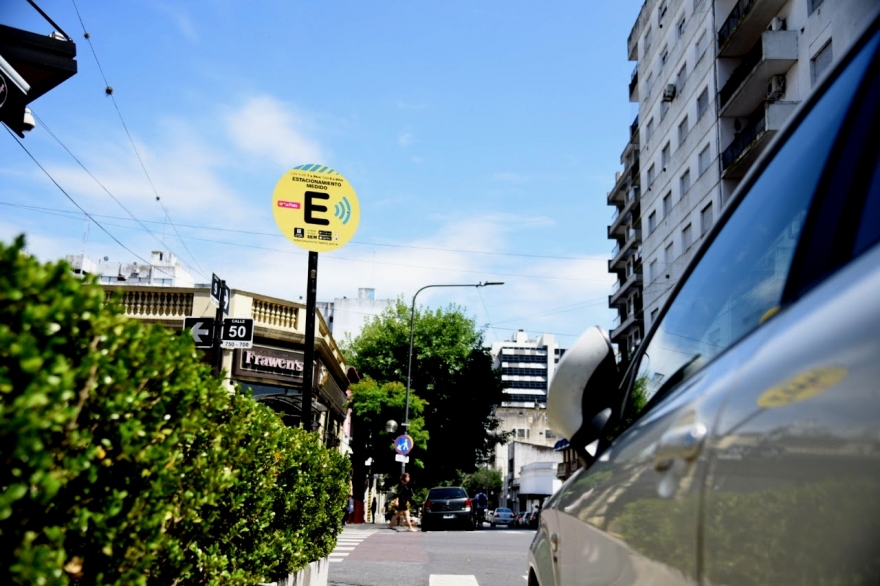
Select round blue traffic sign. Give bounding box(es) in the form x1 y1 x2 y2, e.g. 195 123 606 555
394 434 414 455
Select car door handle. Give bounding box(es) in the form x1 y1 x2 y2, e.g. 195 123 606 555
654 422 707 471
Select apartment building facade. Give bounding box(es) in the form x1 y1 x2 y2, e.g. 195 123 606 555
609 0 877 358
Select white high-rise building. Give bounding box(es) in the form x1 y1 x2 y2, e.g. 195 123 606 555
316 287 394 344
609 0 877 360
490 330 565 408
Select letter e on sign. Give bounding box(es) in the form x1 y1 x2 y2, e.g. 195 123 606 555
272 164 360 253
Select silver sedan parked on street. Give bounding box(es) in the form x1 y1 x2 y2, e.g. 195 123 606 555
529 9 880 586
490 507 515 527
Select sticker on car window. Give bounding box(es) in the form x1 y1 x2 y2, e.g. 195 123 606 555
756 367 848 408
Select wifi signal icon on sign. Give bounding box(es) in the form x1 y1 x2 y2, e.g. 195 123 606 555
334 197 352 225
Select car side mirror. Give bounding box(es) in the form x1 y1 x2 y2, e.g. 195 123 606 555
547 326 619 462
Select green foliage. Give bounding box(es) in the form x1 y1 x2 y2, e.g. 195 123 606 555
347 378 428 492
456 468 503 505
343 299 507 487
0 236 349 585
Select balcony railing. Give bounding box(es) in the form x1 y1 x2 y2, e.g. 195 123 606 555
630 115 640 141
722 111 766 170
629 65 639 99
719 37 763 109
718 0 758 51
112 289 194 318
252 298 299 330
557 460 581 479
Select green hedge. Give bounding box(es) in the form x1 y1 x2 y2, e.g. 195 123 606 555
0 236 350 585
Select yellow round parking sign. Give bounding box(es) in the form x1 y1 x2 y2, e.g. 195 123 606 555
272 164 360 252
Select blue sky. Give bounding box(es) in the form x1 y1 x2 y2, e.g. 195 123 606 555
1 0 641 347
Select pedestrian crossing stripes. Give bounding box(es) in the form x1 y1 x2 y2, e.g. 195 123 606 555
425 576 528 585
429 576 479 585
328 530 376 563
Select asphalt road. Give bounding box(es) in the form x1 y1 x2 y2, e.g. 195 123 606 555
328 523 535 586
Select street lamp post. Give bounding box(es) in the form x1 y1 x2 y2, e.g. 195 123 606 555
401 281 503 473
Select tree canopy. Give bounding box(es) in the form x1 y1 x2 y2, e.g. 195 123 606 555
344 299 507 489
346 378 427 495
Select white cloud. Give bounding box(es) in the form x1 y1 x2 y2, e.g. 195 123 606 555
154 4 200 43
398 132 415 147
225 96 323 168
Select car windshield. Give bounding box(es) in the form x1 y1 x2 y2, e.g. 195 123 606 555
634 39 875 407
428 488 467 499
495 508 512 513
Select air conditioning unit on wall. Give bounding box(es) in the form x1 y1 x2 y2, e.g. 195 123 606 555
767 75 786 101
662 84 677 101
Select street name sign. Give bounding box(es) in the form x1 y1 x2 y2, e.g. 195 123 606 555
220 318 254 349
394 454 410 463
183 317 214 349
210 274 221 308
271 164 361 253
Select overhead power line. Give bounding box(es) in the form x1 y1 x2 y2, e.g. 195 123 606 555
69 0 207 280
0 200 610 264
4 126 176 279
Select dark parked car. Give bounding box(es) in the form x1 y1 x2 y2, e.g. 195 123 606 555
529 10 880 586
421 486 474 531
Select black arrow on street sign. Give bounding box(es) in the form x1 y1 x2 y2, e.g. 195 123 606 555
183 316 215 349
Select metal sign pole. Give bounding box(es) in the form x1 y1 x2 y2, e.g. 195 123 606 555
301 251 318 431
211 279 225 376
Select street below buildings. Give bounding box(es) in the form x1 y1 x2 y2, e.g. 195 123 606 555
329 524 535 586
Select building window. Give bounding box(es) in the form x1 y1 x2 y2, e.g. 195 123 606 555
648 210 657 233
660 44 669 67
661 142 671 169
680 168 691 195
660 99 670 120
647 163 656 186
677 15 687 39
811 41 833 86
697 87 709 119
649 258 658 281
678 116 689 146
677 63 687 92
645 71 655 97
695 30 708 62
650 307 660 326
644 26 653 56
809 0 825 14
665 241 674 267
682 223 693 250
545 429 557 439
658 0 668 24
698 143 711 176
646 117 655 143
663 191 672 217
701 201 714 235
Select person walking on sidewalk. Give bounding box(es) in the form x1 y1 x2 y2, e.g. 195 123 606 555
388 473 416 532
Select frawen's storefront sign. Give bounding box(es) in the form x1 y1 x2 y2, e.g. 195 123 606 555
233 346 305 384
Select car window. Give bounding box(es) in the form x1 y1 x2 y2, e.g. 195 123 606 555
630 32 879 411
495 507 511 513
428 488 466 499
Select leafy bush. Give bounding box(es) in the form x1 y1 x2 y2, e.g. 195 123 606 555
0 236 349 585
